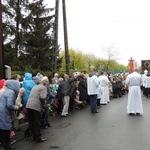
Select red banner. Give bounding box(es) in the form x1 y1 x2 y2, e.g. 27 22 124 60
129 57 134 73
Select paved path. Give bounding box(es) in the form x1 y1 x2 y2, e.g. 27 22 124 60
14 93 150 150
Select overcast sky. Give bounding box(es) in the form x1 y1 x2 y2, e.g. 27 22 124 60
44 0 150 66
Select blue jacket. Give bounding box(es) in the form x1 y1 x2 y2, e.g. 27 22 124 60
22 72 36 106
0 80 20 130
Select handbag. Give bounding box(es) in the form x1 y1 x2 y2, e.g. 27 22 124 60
12 111 24 130
12 112 20 131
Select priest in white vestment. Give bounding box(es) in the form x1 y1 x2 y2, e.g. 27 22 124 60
125 68 143 115
98 72 110 105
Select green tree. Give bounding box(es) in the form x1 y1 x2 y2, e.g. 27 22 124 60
20 0 54 71
59 48 129 74
69 49 83 71
83 53 96 72
60 49 84 73
2 0 29 69
2 0 55 72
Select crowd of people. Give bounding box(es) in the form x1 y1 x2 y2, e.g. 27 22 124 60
0 68 146 149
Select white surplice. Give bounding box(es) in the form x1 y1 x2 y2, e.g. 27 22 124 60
125 71 143 114
144 76 150 88
98 75 110 104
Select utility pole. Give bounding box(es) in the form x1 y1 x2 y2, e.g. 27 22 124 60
52 0 59 75
0 0 5 79
62 0 70 75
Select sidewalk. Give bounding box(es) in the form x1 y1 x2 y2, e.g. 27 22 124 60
13 106 88 144
12 113 59 143
12 122 29 144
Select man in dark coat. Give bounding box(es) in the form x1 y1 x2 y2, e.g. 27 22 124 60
60 74 77 117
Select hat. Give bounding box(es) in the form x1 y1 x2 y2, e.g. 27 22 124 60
32 76 39 84
0 79 6 90
36 73 43 80
41 76 49 85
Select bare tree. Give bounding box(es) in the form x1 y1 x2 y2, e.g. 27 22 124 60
84 53 96 72
101 43 119 71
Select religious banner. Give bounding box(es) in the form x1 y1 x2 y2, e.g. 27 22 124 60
141 60 150 75
129 57 134 73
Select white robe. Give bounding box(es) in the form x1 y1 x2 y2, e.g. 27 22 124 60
97 85 102 99
125 72 143 114
144 76 150 88
141 74 147 87
98 75 110 104
87 75 99 95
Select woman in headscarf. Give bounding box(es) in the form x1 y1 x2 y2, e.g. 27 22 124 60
0 80 20 150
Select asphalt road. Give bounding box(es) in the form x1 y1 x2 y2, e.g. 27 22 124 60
14 93 150 150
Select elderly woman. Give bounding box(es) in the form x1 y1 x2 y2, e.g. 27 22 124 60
0 80 20 150
25 78 49 142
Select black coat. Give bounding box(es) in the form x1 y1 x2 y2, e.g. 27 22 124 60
78 76 88 101
60 77 77 96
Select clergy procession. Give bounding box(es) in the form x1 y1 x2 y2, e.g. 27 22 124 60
0 59 150 149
